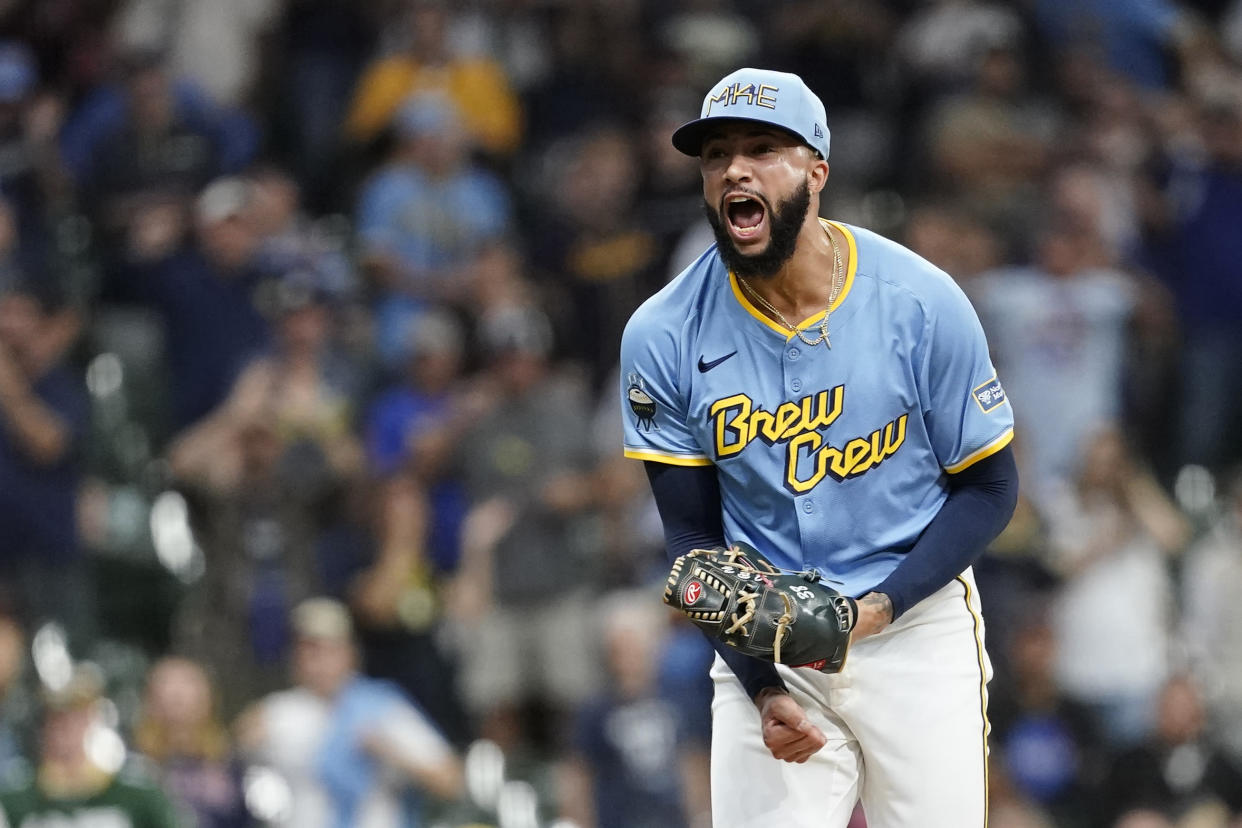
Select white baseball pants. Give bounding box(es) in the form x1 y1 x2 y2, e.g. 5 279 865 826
709 569 992 828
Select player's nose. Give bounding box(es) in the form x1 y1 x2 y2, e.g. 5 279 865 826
722 153 753 184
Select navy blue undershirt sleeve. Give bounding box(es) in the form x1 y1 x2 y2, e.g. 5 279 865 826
644 461 787 700
872 444 1019 619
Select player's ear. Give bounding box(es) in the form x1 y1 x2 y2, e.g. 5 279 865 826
807 156 830 194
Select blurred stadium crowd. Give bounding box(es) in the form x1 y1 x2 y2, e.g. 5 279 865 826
0 0 1241 826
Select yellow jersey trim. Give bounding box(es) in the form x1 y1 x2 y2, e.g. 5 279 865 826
944 429 1014 475
956 574 991 828
728 219 858 341
623 448 714 467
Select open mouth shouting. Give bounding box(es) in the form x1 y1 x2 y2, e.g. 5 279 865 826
723 192 769 246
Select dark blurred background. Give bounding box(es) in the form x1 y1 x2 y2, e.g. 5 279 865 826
0 0 1241 826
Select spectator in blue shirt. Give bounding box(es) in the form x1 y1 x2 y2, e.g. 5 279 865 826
355 91 510 369
0 279 91 641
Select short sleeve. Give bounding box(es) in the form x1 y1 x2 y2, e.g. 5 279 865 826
380 701 454 769
915 273 1014 473
619 304 711 466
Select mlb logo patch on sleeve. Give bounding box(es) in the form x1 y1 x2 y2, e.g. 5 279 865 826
972 377 1006 413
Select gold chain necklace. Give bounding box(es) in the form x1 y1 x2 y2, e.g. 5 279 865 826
737 224 844 348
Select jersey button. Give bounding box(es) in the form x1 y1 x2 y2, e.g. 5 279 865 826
790 378 802 392
788 347 800 361
802 501 814 513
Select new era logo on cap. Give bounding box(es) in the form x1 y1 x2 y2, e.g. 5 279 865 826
672 67 831 161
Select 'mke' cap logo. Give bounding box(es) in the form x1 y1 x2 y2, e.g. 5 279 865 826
671 68 832 160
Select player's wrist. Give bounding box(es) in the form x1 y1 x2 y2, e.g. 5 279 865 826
753 685 790 709
850 592 894 641
859 591 894 624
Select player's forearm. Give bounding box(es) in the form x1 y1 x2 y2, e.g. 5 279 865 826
713 638 786 699
645 460 788 698
872 445 1019 619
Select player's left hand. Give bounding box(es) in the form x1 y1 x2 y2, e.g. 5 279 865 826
756 687 826 763
850 592 894 642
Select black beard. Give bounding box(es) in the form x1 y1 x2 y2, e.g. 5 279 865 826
705 179 812 280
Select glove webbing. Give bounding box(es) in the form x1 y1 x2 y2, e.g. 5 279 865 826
720 583 796 665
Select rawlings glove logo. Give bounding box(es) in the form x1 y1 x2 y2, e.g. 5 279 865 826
663 543 856 674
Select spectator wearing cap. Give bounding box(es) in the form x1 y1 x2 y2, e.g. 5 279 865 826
235 597 463 828
355 90 512 368
443 305 608 754
343 0 521 157
116 176 272 430
0 666 181 827
0 280 91 642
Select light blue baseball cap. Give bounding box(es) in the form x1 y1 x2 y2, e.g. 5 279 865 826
672 67 830 160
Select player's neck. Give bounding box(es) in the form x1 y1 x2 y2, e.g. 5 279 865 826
743 219 845 320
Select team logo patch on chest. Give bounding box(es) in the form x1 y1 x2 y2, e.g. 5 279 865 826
708 384 908 494
972 377 1006 413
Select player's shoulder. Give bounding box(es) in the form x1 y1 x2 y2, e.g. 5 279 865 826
846 223 958 295
623 244 723 341
844 222 976 315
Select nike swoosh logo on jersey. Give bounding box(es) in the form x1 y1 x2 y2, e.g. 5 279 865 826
697 351 738 372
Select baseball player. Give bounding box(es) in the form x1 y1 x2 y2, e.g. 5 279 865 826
620 68 1018 826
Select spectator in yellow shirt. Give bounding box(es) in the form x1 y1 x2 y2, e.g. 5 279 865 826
344 0 522 158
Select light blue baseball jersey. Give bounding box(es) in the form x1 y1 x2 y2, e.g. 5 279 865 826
621 220 1014 598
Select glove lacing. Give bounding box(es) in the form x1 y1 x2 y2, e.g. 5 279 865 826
721 584 795 665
